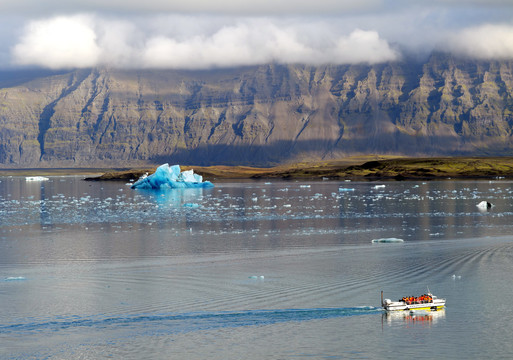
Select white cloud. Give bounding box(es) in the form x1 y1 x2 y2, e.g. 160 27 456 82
332 29 399 64
12 15 101 69
11 15 401 69
446 24 513 59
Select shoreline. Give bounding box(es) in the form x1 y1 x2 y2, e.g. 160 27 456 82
3 156 513 181
0 168 107 177
83 156 513 181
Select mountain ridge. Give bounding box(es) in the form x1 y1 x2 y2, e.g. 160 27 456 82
1 52 513 168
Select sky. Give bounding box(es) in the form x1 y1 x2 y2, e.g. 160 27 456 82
0 0 512 70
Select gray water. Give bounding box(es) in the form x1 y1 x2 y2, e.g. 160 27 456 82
1 176 513 359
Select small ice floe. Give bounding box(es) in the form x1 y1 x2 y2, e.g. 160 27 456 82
452 274 462 280
26 176 49 181
371 237 404 244
339 188 355 192
183 203 200 208
477 201 493 210
4 276 26 281
373 184 386 189
300 185 311 188
249 275 265 280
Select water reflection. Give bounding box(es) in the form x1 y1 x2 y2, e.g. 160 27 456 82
135 187 209 207
383 309 446 326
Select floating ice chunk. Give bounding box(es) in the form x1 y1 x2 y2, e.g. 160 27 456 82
339 188 355 192
249 275 265 279
477 201 492 210
373 184 386 189
452 274 462 280
300 185 311 188
26 176 49 181
131 164 214 189
371 238 404 243
183 203 200 208
4 276 26 281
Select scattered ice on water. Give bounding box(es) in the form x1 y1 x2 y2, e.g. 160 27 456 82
4 276 26 281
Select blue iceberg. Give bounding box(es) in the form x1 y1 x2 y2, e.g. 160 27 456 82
131 164 214 189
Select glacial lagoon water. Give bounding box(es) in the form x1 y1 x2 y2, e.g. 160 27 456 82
2 176 513 359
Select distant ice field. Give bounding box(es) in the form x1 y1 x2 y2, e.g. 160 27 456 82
1 177 512 253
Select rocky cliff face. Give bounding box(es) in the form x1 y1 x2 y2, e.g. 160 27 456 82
1 53 513 167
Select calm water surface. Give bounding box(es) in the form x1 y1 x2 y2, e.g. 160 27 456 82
1 177 513 359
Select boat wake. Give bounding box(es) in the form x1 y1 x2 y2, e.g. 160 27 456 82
1 307 382 335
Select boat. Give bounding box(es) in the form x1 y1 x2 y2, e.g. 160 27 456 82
381 291 446 311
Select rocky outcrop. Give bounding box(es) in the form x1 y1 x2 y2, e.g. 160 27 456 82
1 53 513 167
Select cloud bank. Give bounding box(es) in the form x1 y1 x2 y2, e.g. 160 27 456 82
6 0 513 71
446 24 513 60
11 15 400 69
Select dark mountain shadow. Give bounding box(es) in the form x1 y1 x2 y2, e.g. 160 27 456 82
0 69 71 88
148 136 506 167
